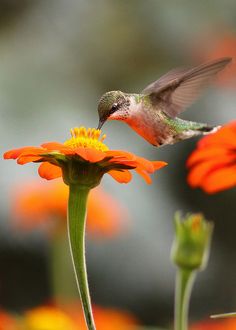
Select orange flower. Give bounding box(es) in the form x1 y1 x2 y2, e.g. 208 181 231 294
72 305 138 330
191 318 236 330
4 127 167 329
12 180 128 237
4 127 167 186
186 121 236 194
23 306 77 330
23 304 139 330
191 32 236 88
92 306 138 330
0 311 19 330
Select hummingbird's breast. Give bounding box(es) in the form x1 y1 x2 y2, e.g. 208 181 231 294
126 96 171 146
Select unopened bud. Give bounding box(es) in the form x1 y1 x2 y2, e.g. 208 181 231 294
171 212 213 270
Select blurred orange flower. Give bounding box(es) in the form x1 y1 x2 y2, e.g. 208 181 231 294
12 180 128 237
192 32 236 88
92 306 138 330
187 121 236 193
191 318 236 330
4 127 167 185
0 311 19 330
68 304 138 330
23 306 77 330
23 304 138 330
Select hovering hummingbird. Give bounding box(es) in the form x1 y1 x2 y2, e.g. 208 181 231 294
97 57 232 147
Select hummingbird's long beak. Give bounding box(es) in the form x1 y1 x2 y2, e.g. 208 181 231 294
97 119 105 130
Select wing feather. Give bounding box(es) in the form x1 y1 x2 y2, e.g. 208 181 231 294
142 57 232 117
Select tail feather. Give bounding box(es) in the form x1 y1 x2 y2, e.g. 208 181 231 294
170 124 221 146
197 125 221 135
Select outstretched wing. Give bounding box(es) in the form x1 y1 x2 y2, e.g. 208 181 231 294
142 57 232 117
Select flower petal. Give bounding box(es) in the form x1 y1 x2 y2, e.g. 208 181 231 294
186 147 234 167
133 156 154 172
41 142 66 150
152 161 168 171
4 147 44 160
106 150 135 160
17 154 43 164
135 158 167 173
38 162 62 180
187 158 235 187
135 168 152 184
108 159 137 168
202 165 236 193
135 160 167 183
74 147 107 162
198 122 236 148
108 170 132 183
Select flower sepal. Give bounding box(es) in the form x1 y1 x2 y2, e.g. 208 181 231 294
40 151 68 163
62 160 104 188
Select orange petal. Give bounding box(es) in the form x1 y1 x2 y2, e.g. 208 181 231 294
134 160 167 182
41 142 66 150
135 168 152 184
187 147 235 167
187 158 234 187
202 165 236 193
108 170 132 183
152 161 168 171
198 122 236 148
17 155 42 165
106 150 135 160
4 147 44 160
75 147 107 162
38 162 62 180
134 156 155 172
135 158 167 173
108 158 137 168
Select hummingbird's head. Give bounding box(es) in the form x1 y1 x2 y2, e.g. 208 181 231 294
97 91 129 129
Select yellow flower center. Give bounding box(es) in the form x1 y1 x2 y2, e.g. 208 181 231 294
64 127 109 152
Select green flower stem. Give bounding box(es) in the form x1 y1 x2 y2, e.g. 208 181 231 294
68 184 96 330
174 268 196 330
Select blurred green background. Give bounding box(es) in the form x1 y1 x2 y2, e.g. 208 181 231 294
1 0 236 328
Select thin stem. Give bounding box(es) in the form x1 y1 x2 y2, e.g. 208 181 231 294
68 184 96 330
174 268 196 330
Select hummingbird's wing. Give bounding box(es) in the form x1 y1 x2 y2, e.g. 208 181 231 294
142 57 232 117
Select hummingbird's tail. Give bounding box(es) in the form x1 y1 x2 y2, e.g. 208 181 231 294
168 120 221 146
197 124 221 135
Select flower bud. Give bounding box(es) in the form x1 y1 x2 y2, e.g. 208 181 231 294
171 213 213 270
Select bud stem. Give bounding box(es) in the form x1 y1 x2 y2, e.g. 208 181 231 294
174 268 196 330
68 184 96 330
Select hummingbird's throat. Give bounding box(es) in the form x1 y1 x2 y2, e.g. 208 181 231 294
64 127 109 152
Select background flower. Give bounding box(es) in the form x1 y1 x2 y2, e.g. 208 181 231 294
22 304 139 330
186 121 236 194
23 306 77 330
11 180 129 237
0 311 19 330
191 318 236 330
191 32 236 88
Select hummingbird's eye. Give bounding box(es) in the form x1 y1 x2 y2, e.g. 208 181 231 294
110 103 118 113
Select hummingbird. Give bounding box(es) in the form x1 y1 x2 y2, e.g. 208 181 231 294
97 57 232 147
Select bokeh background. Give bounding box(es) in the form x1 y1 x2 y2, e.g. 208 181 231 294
1 0 236 328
